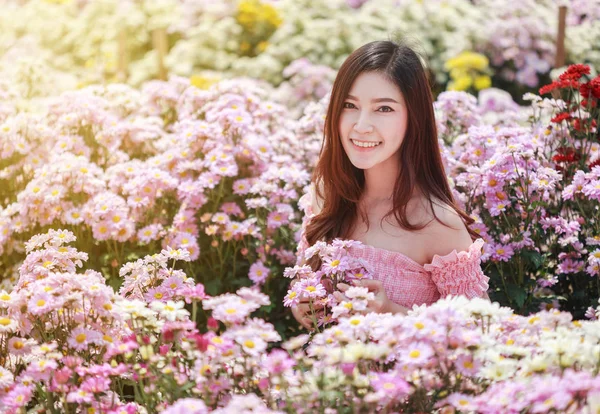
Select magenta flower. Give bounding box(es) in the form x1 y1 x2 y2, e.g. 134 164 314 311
490 243 514 262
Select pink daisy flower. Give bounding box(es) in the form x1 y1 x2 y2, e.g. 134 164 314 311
137 223 164 243
266 210 289 229
8 337 35 356
66 388 94 404
444 393 476 411
297 277 327 299
490 243 514 262
400 342 434 366
0 366 14 388
145 286 171 303
220 202 243 217
370 372 410 397
321 255 351 276
28 292 55 315
582 180 600 201
264 349 295 375
283 264 313 279
455 354 480 376
236 287 270 306
68 327 102 351
283 288 300 307
248 261 270 285
232 178 253 195
162 398 208 414
236 336 267 356
2 384 32 409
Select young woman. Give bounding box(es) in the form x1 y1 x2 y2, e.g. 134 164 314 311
292 40 490 329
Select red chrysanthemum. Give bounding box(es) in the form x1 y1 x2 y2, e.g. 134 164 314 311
540 81 561 95
589 159 600 170
591 77 600 99
552 147 580 164
551 112 571 123
558 64 591 81
539 79 580 95
581 99 598 109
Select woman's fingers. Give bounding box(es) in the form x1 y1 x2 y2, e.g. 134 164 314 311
337 283 349 292
353 279 382 293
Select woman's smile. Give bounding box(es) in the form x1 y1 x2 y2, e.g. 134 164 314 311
351 139 383 151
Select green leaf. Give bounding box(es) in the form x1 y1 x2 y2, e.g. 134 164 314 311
522 249 544 269
204 278 223 296
506 284 527 308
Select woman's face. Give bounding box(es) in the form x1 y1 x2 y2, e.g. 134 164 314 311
338 71 408 171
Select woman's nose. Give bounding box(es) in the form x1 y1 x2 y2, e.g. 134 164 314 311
353 113 374 133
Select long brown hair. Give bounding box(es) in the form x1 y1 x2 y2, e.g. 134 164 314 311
305 39 477 257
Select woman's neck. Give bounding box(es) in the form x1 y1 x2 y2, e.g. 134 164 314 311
362 159 398 202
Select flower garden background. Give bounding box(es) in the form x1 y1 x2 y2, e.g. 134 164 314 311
2 0 600 412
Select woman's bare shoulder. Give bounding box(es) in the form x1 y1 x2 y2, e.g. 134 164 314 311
422 198 474 259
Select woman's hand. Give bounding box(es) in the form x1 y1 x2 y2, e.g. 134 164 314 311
334 279 407 315
289 278 324 330
291 298 323 330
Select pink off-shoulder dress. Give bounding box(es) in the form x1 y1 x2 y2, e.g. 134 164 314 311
295 191 490 308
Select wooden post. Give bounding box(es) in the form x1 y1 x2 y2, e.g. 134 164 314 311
552 6 567 99
117 29 128 82
152 28 169 81
555 6 567 68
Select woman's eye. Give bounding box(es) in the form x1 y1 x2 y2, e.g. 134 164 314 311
378 106 393 113
343 102 355 109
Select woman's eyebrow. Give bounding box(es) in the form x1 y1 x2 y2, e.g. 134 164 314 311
347 95 399 103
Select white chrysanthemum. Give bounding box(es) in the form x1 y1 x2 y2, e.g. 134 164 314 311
150 300 190 322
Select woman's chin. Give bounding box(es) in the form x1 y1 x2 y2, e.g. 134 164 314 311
349 158 377 170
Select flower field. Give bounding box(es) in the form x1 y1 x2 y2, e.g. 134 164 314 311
2 0 600 413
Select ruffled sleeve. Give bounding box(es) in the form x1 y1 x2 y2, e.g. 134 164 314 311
295 188 316 266
423 238 489 299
